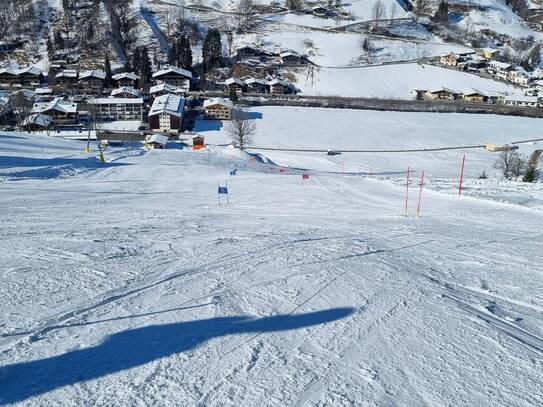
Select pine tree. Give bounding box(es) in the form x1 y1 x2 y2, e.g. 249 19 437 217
433 0 449 24
104 54 112 87
202 29 222 70
179 35 192 71
229 86 238 104
46 36 55 59
54 30 64 49
139 46 152 86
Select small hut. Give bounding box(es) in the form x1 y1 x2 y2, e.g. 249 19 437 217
192 135 205 150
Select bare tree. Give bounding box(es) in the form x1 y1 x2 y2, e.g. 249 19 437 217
493 150 526 180
371 1 386 32
226 109 256 149
389 2 397 25
236 0 255 32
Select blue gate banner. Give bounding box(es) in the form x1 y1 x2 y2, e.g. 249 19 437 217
218 186 228 194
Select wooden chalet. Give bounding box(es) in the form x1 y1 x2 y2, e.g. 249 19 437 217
31 97 78 125
78 70 106 89
112 72 140 88
203 98 234 120
225 77 244 94
152 67 192 92
244 77 268 93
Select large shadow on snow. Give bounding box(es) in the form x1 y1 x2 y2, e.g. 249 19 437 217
0 307 354 404
0 155 128 180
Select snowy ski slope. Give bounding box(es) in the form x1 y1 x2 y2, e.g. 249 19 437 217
0 130 542 406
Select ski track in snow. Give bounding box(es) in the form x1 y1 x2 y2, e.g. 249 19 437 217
0 137 543 406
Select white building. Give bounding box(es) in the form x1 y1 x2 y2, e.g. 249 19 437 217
88 98 144 121
148 93 185 132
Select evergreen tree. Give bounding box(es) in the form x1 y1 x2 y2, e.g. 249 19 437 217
202 29 222 70
104 54 112 87
433 0 449 24
179 35 192 71
139 46 152 86
46 36 55 59
54 30 64 49
229 86 238 104
131 48 142 76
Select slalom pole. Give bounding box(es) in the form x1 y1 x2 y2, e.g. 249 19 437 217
217 181 220 206
417 171 425 217
404 166 410 215
458 155 465 196
226 181 229 205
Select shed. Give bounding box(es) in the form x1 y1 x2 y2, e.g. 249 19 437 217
145 133 169 149
192 135 205 150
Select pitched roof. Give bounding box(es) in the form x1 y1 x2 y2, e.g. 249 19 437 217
146 134 169 145
112 72 140 81
244 77 267 86
152 66 192 79
148 94 185 117
55 69 78 78
32 97 77 114
203 97 233 109
225 77 243 86
89 97 143 105
79 70 106 80
149 83 183 94
110 87 142 97
21 113 52 127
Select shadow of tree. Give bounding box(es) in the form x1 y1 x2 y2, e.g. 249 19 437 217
0 307 354 404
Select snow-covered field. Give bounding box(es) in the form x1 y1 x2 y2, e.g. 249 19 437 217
293 63 520 98
1 124 543 406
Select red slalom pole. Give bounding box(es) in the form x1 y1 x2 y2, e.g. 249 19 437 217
458 155 465 196
417 171 425 217
404 166 410 214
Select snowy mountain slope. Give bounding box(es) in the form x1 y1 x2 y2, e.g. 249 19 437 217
0 134 542 406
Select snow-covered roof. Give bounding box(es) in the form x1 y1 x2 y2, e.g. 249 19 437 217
21 113 52 127
504 95 538 103
268 78 291 87
460 88 487 96
0 65 43 76
112 72 140 81
146 134 169 145
149 83 183 94
55 69 78 78
79 70 106 80
32 97 77 114
148 94 185 117
89 98 143 105
152 66 192 79
203 97 233 109
244 77 267 86
488 61 511 70
110 87 141 98
35 88 53 95
225 77 243 86
428 86 458 94
482 47 498 54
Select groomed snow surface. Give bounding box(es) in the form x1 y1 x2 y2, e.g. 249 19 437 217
1 110 543 406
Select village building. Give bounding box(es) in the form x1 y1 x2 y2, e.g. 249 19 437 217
20 113 52 131
192 135 205 150
149 83 183 98
112 72 140 88
88 97 144 121
268 78 296 95
203 98 233 120
481 48 499 60
423 87 458 101
440 53 459 67
110 87 142 98
460 88 487 103
508 68 531 86
279 51 310 66
225 77 244 94
244 77 268 93
55 69 79 86
504 95 540 108
152 67 192 92
145 133 169 149
148 93 185 132
0 65 44 86
486 61 512 80
32 97 78 125
235 45 272 60
312 5 328 16
78 70 106 89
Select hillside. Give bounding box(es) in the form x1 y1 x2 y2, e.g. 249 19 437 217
0 132 542 405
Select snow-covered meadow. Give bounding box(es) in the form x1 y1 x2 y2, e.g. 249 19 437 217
1 114 543 405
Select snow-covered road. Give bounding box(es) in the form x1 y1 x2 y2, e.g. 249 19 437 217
1 137 542 406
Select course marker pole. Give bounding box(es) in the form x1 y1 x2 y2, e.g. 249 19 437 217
458 155 465 196
417 171 425 217
404 166 410 215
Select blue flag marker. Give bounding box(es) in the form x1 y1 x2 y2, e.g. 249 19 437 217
218 182 229 205
218 186 228 194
